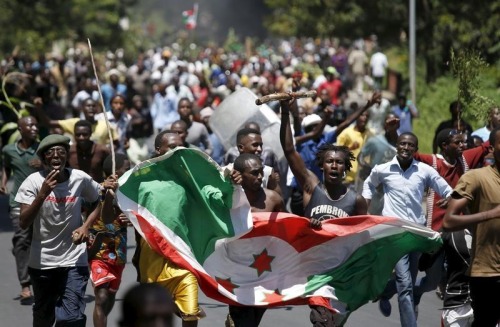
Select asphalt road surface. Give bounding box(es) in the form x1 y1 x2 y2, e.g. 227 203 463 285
0 194 443 326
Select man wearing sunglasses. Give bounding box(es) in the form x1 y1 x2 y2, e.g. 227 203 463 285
15 134 102 327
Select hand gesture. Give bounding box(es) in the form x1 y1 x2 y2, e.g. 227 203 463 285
39 170 59 198
309 218 322 229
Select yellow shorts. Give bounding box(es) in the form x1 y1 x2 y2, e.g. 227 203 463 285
139 239 205 320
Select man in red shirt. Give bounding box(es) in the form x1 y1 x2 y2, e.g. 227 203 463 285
317 67 343 107
412 128 490 307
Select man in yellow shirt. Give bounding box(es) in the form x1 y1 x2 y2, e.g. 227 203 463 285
40 98 118 146
336 109 373 188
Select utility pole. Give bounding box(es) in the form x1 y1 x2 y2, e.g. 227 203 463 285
409 0 416 104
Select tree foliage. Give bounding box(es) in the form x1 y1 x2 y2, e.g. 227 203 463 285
0 0 136 55
263 0 500 81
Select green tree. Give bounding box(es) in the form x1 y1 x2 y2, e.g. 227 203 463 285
0 0 137 56
263 0 500 82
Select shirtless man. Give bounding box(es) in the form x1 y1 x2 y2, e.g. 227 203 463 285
226 153 285 327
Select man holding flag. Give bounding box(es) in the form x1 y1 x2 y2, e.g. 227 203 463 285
117 128 443 326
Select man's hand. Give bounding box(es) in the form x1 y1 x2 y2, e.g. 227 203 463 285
72 226 89 244
309 218 322 229
230 170 242 185
117 213 132 226
385 117 400 133
436 197 450 208
367 91 382 107
39 170 59 198
103 175 119 191
0 186 7 194
279 98 295 115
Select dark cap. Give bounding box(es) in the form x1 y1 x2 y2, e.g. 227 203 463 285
36 135 71 157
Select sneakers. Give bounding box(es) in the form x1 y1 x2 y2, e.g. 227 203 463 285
378 298 392 317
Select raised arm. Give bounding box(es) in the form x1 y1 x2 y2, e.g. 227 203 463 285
280 99 318 190
335 91 381 135
294 106 333 145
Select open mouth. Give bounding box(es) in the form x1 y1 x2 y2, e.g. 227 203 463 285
51 161 62 170
329 171 341 178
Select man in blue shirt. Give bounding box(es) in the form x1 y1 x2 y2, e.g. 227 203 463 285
362 132 452 327
392 93 418 134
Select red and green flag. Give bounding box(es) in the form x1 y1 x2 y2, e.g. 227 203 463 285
182 4 198 30
117 148 442 325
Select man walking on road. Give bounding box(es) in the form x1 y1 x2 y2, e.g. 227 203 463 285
1 116 42 305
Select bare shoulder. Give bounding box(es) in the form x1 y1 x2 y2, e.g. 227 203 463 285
263 188 285 211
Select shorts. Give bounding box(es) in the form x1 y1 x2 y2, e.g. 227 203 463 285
140 240 205 320
89 259 124 292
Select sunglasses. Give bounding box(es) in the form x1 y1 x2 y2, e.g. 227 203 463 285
44 146 67 157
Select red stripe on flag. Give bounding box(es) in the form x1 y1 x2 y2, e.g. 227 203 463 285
244 213 400 253
134 211 315 307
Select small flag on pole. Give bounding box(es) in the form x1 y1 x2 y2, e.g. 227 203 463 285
182 3 198 30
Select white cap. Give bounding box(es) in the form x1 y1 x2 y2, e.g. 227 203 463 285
301 114 322 128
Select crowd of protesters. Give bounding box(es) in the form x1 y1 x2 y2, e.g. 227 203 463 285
0 36 499 327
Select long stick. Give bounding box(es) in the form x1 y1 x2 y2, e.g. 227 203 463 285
255 90 317 105
87 39 115 176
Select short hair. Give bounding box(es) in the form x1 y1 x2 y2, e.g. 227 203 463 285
244 121 261 132
315 144 355 171
398 132 419 147
110 93 126 102
236 128 260 144
436 128 455 149
74 119 92 131
119 283 175 327
489 126 500 145
178 97 192 105
234 153 262 173
103 153 128 177
154 130 177 149
171 120 188 131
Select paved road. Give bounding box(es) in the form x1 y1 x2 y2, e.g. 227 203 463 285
0 193 442 326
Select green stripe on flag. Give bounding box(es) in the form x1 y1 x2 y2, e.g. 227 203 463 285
304 230 442 311
119 148 236 263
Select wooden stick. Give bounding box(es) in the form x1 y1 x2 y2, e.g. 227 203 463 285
255 90 317 105
87 39 116 176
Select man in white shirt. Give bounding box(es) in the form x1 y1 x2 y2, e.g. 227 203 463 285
362 132 452 327
369 48 388 91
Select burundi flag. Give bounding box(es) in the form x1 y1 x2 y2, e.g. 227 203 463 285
117 147 442 325
182 4 198 30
